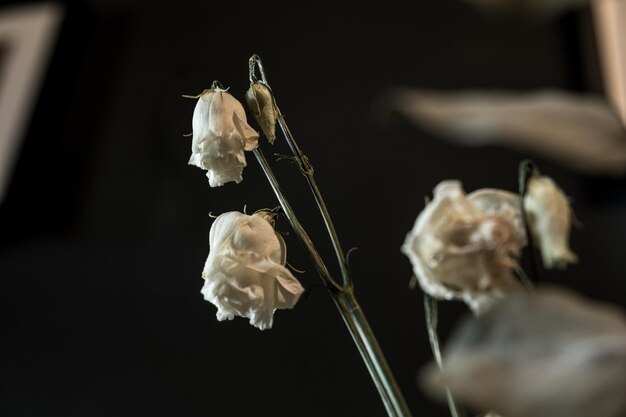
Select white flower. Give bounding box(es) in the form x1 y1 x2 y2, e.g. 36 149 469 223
201 211 304 330
421 287 626 417
402 181 525 315
524 176 577 269
188 88 259 187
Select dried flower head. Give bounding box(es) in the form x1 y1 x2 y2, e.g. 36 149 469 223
188 88 259 187
201 211 304 330
402 181 525 315
245 82 277 143
524 176 577 269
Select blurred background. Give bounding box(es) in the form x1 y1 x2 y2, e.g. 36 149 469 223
0 0 624 416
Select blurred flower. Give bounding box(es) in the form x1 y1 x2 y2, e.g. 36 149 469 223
188 88 259 187
201 211 304 330
378 89 626 176
421 287 626 417
524 176 577 269
401 180 525 315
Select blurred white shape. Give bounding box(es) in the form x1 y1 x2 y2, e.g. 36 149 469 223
0 3 64 204
383 88 626 176
402 180 525 315
421 287 626 417
463 0 586 16
592 0 626 126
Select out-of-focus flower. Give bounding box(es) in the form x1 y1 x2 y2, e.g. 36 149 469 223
401 180 525 315
524 176 577 269
246 82 277 143
377 89 626 176
188 88 259 187
201 211 304 330
421 287 626 417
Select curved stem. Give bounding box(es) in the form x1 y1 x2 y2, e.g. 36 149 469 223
254 146 413 417
253 148 342 292
518 159 541 281
249 54 352 288
424 295 464 417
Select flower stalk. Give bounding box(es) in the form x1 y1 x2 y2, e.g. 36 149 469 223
249 55 413 417
424 295 464 417
518 159 541 281
249 54 352 288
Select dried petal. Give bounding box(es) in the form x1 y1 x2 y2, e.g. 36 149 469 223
188 88 259 187
421 287 626 417
201 211 304 330
402 181 524 315
378 89 626 176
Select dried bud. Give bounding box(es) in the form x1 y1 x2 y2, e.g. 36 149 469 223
524 176 577 269
246 82 277 143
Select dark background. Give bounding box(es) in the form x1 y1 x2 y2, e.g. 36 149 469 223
1 1 624 416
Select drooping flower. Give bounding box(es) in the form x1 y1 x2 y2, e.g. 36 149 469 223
201 211 304 330
401 180 525 315
524 176 577 269
420 287 626 417
188 88 259 187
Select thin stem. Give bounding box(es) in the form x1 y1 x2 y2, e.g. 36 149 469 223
514 266 535 291
518 159 541 281
250 55 413 417
424 295 464 417
253 148 342 292
335 289 414 417
253 147 414 417
249 54 352 288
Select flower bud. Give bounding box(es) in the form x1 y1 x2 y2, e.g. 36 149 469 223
523 176 577 269
245 82 277 143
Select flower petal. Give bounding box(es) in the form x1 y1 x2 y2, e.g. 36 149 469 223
201 212 304 329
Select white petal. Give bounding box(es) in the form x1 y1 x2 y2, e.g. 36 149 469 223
380 89 626 176
189 89 259 187
201 212 304 330
402 180 523 315
421 287 626 417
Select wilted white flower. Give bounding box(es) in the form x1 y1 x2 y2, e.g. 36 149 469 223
401 180 525 315
421 287 626 417
188 88 259 187
524 176 577 269
201 211 304 330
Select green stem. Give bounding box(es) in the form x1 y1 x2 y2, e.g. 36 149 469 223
252 148 342 292
518 159 541 282
424 295 464 417
335 289 414 417
249 54 352 288
252 146 413 417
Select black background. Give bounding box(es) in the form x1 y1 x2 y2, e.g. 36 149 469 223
1 1 625 416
